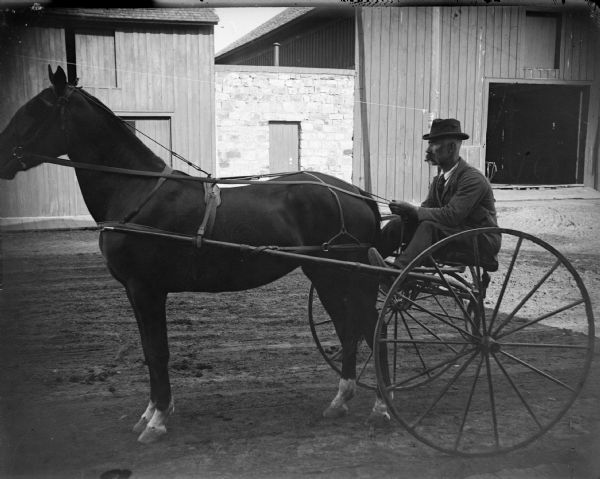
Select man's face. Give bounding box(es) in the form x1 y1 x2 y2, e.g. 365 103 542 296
425 138 456 169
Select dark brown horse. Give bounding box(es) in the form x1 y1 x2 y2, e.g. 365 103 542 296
0 67 389 443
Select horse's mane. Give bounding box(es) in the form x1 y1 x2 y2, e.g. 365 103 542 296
73 87 140 140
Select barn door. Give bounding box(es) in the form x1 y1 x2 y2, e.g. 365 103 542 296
269 121 300 173
122 117 173 166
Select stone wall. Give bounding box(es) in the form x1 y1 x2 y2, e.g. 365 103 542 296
215 65 355 182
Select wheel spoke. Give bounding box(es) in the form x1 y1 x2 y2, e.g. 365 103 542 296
500 342 589 350
409 350 479 429
489 237 523 332
499 350 575 392
433 289 479 333
385 347 477 391
484 353 500 448
497 299 586 340
400 312 431 375
454 355 484 451
470 235 487 335
393 310 399 382
313 319 333 327
400 294 478 340
378 339 472 346
493 259 561 337
403 309 460 354
492 352 543 430
356 349 373 383
430 258 475 325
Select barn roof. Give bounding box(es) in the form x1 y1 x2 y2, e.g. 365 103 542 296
41 8 219 26
216 7 313 57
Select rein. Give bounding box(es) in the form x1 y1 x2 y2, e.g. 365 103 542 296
14 150 388 206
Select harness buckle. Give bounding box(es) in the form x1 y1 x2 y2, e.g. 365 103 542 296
12 146 24 159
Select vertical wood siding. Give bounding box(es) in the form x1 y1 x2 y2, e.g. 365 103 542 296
355 6 598 201
1 23 215 226
0 26 87 220
354 7 432 202
280 18 354 69
224 17 354 69
75 29 117 87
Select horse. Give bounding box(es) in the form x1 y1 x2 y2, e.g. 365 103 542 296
0 66 390 443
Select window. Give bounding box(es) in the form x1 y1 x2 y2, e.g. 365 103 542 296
121 117 173 166
66 28 117 87
523 12 561 69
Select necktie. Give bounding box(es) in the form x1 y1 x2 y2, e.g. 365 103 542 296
437 175 446 196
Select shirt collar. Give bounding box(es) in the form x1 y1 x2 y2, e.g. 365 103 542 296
443 161 459 181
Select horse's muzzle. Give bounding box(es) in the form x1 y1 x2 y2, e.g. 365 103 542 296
0 148 26 179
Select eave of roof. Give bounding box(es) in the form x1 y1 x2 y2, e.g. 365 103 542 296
40 8 219 26
216 7 313 58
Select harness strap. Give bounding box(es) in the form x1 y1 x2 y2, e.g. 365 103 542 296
195 182 221 248
121 165 173 223
100 222 371 253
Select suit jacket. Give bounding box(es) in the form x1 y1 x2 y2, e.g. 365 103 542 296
417 158 498 230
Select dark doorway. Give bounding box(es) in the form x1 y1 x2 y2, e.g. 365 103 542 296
485 83 588 185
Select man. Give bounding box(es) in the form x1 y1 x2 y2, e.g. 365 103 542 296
369 118 500 271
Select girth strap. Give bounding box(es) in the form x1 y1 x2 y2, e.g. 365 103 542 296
195 182 221 248
121 165 173 223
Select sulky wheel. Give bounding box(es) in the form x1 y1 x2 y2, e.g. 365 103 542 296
308 284 379 389
374 227 595 456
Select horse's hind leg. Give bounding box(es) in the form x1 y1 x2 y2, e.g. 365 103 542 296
304 268 363 418
357 291 391 427
125 280 174 444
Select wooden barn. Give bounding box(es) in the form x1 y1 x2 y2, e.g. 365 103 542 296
216 7 354 69
217 3 600 203
0 7 218 230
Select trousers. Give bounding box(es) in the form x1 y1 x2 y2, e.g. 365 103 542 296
378 217 501 269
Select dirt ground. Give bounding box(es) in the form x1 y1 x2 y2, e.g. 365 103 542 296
1 197 600 479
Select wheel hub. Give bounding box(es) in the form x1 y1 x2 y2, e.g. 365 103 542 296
479 335 501 354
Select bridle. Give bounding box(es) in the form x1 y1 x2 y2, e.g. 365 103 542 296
11 84 75 171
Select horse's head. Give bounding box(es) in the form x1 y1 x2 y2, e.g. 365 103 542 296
0 66 71 179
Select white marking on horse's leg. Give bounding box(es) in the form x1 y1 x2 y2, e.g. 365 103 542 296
137 398 175 444
367 396 391 427
323 378 356 418
132 400 156 434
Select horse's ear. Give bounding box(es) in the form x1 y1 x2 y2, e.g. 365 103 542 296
48 65 67 95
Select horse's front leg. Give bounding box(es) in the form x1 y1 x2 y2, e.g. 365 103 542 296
125 280 174 444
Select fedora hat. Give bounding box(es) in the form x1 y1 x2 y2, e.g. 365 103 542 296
423 118 469 140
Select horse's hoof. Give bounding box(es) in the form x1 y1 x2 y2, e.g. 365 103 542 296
322 404 348 419
137 425 167 444
132 417 148 434
366 410 391 428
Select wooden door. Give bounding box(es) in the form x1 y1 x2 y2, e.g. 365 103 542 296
269 121 300 173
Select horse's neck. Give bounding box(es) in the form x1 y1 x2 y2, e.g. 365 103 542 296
67 113 167 223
